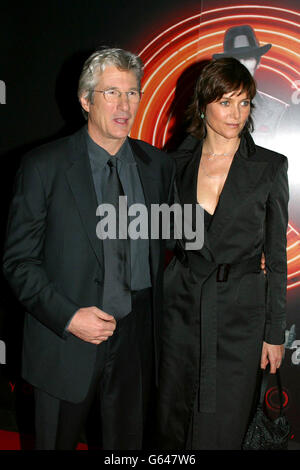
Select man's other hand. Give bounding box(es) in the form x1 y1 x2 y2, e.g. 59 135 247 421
67 307 116 344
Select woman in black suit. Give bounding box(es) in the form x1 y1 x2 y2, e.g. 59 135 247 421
158 58 289 450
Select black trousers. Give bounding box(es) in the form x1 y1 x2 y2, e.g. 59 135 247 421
34 288 154 450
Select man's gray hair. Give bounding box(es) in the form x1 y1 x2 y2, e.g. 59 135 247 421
78 48 144 119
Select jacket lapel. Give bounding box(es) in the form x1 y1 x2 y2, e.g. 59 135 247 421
175 133 268 258
174 143 213 260
65 128 103 266
208 133 268 248
129 138 162 279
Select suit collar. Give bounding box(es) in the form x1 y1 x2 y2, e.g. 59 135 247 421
208 132 267 248
238 130 256 159
128 138 162 279
65 131 161 275
175 131 259 208
68 126 136 165
66 127 102 266
128 137 152 165
175 132 267 253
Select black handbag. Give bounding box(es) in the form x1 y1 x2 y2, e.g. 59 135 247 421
242 367 291 450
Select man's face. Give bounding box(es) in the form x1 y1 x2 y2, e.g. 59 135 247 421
239 57 258 76
80 65 140 154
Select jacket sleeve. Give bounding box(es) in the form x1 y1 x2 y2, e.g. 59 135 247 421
264 156 289 344
165 159 177 252
3 156 79 338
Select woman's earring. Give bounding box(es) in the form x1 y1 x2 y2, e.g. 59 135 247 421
200 112 205 119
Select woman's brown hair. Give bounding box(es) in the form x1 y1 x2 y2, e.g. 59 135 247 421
186 57 257 139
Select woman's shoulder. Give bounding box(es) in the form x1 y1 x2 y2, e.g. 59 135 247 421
177 134 200 153
253 144 288 171
245 132 287 169
169 134 201 166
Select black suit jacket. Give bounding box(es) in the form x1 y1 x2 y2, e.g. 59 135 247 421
3 127 175 403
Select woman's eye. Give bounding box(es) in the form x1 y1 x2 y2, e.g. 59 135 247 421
241 100 250 106
220 100 229 106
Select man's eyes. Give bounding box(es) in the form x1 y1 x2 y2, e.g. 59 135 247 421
105 90 138 96
106 89 118 95
127 91 139 96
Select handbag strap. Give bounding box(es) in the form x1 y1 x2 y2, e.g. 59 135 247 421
259 365 285 415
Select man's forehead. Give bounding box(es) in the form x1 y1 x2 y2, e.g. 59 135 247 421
96 65 138 86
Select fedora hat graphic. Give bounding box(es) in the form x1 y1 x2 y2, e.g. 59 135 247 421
213 25 272 59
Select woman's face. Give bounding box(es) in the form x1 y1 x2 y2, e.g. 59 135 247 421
204 90 251 140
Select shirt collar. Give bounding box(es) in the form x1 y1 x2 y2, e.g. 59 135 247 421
85 129 135 168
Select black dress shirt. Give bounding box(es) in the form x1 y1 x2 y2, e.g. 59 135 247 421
86 130 151 292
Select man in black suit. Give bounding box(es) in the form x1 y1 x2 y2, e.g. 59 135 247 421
3 48 175 450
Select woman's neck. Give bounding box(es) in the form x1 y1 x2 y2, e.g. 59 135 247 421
202 133 240 156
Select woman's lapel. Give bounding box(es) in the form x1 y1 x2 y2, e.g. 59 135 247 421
208 134 268 248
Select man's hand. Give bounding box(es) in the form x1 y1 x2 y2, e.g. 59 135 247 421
260 341 284 374
67 307 116 344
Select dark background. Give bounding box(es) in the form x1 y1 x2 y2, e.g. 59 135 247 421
0 0 299 449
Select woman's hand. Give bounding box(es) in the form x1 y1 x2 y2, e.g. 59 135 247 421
260 252 266 274
260 341 284 373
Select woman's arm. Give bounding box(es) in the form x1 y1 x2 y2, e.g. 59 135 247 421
261 156 289 371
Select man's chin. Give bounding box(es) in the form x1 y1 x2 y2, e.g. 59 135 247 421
111 130 131 140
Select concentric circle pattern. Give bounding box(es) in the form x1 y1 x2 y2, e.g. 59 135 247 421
130 4 300 290
266 386 289 410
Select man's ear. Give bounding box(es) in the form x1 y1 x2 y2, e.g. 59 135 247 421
79 94 90 114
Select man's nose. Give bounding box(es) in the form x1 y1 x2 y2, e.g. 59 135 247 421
117 93 130 110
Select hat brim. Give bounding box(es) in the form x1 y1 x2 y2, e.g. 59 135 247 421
212 43 272 59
